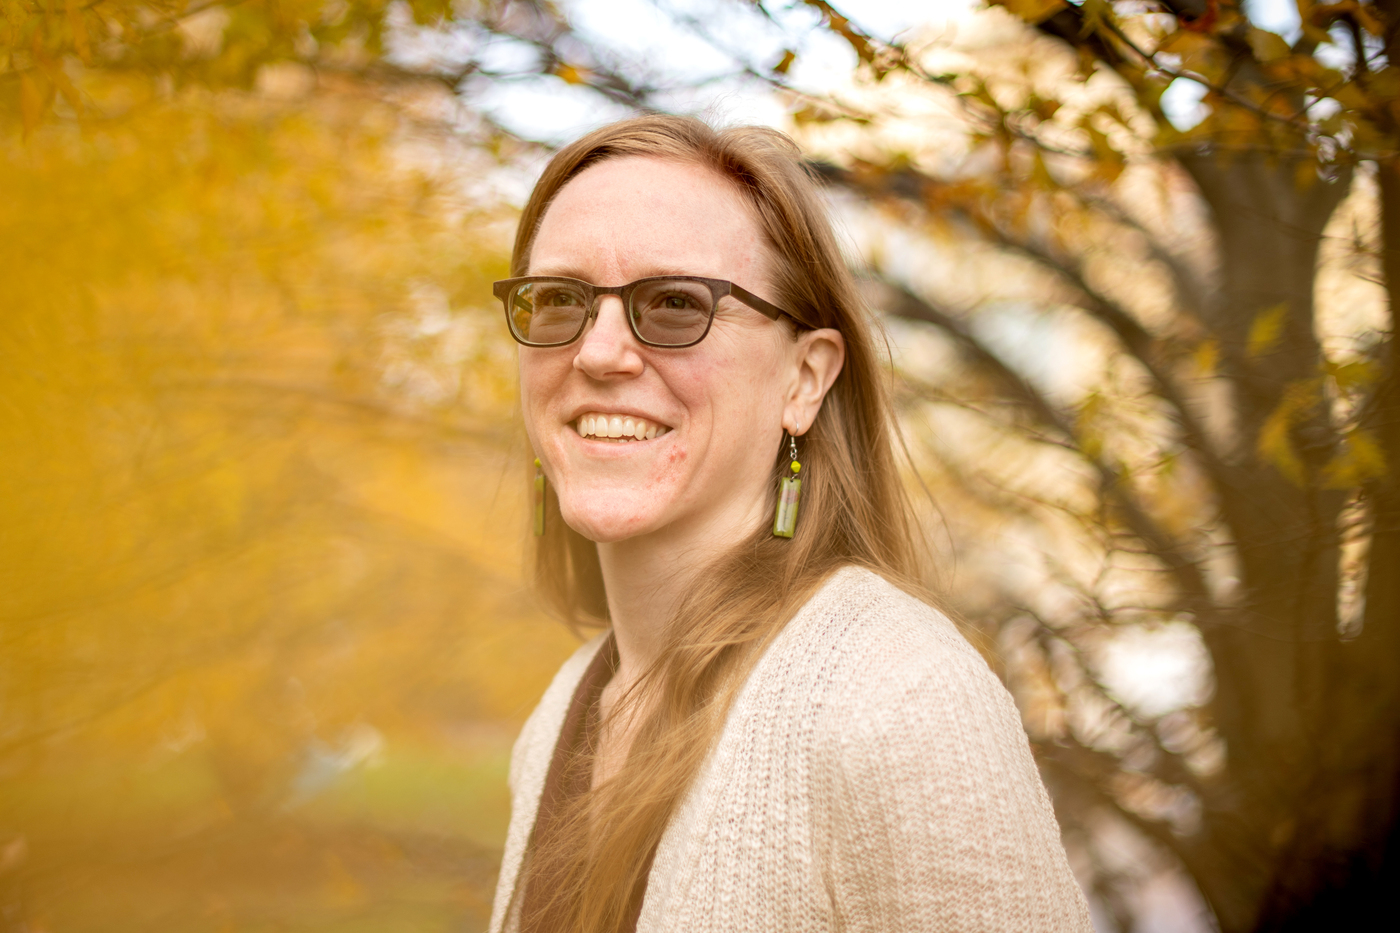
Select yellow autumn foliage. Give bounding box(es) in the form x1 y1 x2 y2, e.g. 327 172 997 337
1256 378 1321 487
1246 302 1289 358
0 73 576 930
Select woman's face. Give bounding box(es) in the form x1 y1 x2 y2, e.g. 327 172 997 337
519 156 802 548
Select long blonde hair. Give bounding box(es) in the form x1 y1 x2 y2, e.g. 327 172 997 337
517 115 929 932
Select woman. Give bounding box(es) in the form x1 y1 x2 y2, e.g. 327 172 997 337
488 115 1091 933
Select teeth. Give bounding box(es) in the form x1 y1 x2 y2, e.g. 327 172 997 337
574 412 670 442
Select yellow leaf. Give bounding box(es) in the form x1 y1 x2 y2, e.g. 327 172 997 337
792 103 849 125
1258 416 1303 485
554 63 590 85
1193 338 1219 376
1075 392 1105 460
1364 67 1400 99
67 0 91 63
1349 116 1387 154
1325 358 1380 392
1323 428 1388 488
1257 380 1320 486
1247 302 1288 358
961 79 1001 112
1084 125 1124 181
1330 81 1371 112
18 69 53 139
1356 5 1387 36
1080 0 1110 35
773 49 796 75
1247 28 1292 63
1029 94 1062 121
823 12 876 66
1030 150 1056 189
989 0 1068 25
1157 29 1213 57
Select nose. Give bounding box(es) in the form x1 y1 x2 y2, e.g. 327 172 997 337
573 295 644 380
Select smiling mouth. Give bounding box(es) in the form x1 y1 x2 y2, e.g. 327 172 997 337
575 412 670 442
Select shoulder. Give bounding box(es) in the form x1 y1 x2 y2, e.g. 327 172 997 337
767 566 1034 791
779 566 1000 718
770 569 1092 929
817 565 974 651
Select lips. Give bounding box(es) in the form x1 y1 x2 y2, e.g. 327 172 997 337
575 412 670 441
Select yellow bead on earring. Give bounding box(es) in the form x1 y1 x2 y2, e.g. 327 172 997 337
533 458 546 537
773 431 802 539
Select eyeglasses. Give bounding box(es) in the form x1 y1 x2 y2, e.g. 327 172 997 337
493 275 790 349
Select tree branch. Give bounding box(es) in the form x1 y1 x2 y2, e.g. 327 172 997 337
1025 609 1213 801
1036 742 1211 884
873 276 1218 610
822 163 1224 469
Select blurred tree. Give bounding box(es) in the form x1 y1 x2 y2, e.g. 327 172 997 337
10 1 1400 931
766 1 1400 930
1 2 581 929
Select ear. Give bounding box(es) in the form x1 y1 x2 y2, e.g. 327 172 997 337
782 327 845 435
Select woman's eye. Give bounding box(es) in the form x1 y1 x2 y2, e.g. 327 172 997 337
530 287 583 310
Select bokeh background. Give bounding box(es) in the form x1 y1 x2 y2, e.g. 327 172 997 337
4 1 1399 931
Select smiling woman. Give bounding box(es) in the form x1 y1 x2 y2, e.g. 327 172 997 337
489 115 1092 933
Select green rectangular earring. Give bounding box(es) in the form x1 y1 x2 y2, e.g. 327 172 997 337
773 431 802 538
533 458 546 536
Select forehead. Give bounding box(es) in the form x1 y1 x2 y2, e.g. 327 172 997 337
528 156 769 281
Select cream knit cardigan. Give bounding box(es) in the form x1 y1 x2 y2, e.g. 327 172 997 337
489 567 1093 932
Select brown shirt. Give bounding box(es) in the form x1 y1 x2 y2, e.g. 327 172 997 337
519 634 653 933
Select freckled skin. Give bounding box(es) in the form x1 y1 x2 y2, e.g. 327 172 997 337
519 157 793 555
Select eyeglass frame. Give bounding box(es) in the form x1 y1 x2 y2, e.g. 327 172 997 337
492 275 792 349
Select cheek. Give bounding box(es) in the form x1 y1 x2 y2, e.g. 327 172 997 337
519 350 568 400
518 352 569 438
669 336 788 432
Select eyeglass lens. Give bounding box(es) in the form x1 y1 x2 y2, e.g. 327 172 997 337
508 279 715 347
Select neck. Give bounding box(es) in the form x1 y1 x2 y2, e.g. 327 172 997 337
594 538 684 690
595 495 768 689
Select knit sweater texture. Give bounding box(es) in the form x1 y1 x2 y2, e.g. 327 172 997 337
488 566 1093 932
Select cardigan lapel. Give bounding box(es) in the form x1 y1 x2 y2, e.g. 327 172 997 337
489 631 611 933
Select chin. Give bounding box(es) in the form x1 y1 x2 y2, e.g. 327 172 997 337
558 497 668 544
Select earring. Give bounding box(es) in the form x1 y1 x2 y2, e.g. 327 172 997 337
533 458 546 537
773 427 802 539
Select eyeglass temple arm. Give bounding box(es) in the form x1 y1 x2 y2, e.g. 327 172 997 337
728 283 786 321
494 281 536 316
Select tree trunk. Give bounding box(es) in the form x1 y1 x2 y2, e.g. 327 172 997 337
1174 154 1355 931
1243 157 1400 930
